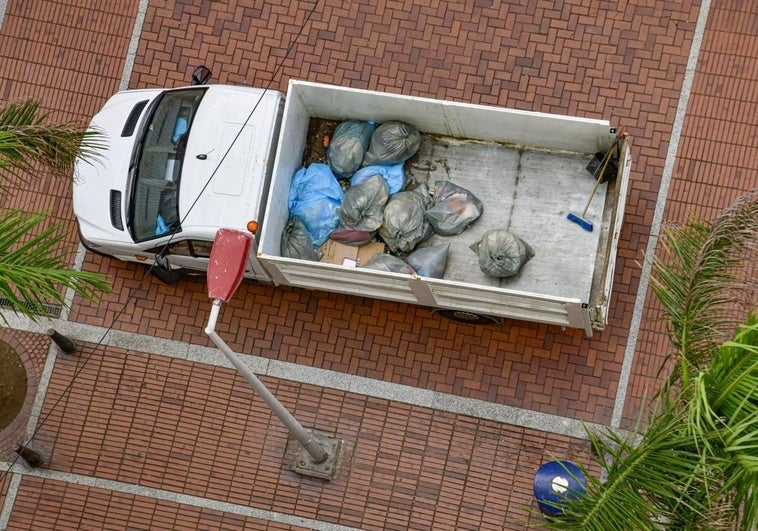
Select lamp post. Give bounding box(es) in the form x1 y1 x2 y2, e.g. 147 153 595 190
204 228 340 479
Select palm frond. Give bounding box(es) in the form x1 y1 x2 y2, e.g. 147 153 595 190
707 316 758 529
542 413 729 530
0 99 105 184
548 315 758 530
541 186 758 530
0 210 110 322
651 189 758 388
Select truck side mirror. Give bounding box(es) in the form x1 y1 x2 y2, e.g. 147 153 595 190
191 65 212 85
150 252 180 284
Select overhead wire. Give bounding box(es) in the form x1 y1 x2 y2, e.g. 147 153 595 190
0 0 321 484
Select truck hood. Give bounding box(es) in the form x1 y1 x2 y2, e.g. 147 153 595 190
73 88 161 245
73 85 283 246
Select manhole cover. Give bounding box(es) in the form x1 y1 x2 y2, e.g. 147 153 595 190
0 340 28 430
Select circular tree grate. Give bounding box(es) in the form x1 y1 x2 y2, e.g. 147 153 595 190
0 340 28 431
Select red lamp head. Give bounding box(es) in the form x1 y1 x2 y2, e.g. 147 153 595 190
207 228 253 302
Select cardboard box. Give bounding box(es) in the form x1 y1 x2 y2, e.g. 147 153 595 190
320 240 385 267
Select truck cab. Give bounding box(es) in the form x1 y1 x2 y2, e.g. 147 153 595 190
72 84 284 282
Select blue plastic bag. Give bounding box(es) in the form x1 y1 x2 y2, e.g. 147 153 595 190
350 163 406 195
155 214 169 236
288 163 343 247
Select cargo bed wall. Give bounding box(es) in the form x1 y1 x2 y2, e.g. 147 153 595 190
258 80 627 335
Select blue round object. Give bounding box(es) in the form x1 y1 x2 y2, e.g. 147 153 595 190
533 460 586 516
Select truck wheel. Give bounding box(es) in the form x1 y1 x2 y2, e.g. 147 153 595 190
434 309 503 325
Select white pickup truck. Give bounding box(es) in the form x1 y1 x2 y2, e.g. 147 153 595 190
73 79 631 336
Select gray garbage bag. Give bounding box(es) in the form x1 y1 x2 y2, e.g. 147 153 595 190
337 174 390 231
378 184 434 253
327 120 376 178
281 217 321 261
362 121 421 166
426 181 484 235
469 229 534 277
406 244 449 279
361 253 416 275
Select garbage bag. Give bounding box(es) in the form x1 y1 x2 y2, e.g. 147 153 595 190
469 229 534 278
288 163 343 247
329 224 375 246
350 163 406 195
406 244 449 279
281 217 321 261
337 174 390 231
378 184 434 253
327 120 375 178
426 181 484 235
361 253 416 275
362 121 421 166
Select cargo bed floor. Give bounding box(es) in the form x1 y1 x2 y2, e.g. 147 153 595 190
406 136 606 301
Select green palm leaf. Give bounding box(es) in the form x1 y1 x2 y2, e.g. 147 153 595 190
651 189 758 389
544 411 732 530
542 190 758 530
706 317 758 529
0 97 110 321
0 99 105 184
0 210 110 322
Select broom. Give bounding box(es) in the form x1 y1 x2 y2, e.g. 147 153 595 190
567 132 625 232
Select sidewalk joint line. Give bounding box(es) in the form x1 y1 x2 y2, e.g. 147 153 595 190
120 0 149 91
0 463 362 531
610 0 712 430
1 309 601 440
0 0 7 32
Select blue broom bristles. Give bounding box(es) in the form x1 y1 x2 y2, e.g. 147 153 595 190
567 212 593 232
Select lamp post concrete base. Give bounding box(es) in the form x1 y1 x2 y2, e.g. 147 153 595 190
292 431 342 480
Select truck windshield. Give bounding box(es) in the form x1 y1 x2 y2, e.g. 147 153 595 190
129 87 206 242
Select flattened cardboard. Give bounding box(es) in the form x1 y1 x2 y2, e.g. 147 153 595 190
356 242 385 266
320 240 385 267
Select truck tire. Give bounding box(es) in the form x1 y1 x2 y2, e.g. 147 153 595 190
434 309 503 325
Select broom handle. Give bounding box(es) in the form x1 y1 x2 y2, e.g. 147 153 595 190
581 135 623 217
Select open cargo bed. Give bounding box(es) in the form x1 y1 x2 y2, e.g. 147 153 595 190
257 81 631 336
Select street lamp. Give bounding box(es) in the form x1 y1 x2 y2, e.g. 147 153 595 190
204 228 341 480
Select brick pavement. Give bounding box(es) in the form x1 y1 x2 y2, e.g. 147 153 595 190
622 0 758 428
1 0 757 529
5 341 594 529
65 0 703 426
9 477 309 530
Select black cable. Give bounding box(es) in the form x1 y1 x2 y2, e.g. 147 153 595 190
1 0 320 484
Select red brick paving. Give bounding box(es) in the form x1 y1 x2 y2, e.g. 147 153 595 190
9 477 309 530
21 343 593 530
4 0 702 424
61 0 701 426
1 0 757 528
622 0 758 428
69 267 620 422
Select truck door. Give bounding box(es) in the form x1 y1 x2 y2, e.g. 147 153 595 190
152 238 214 273
146 237 268 283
